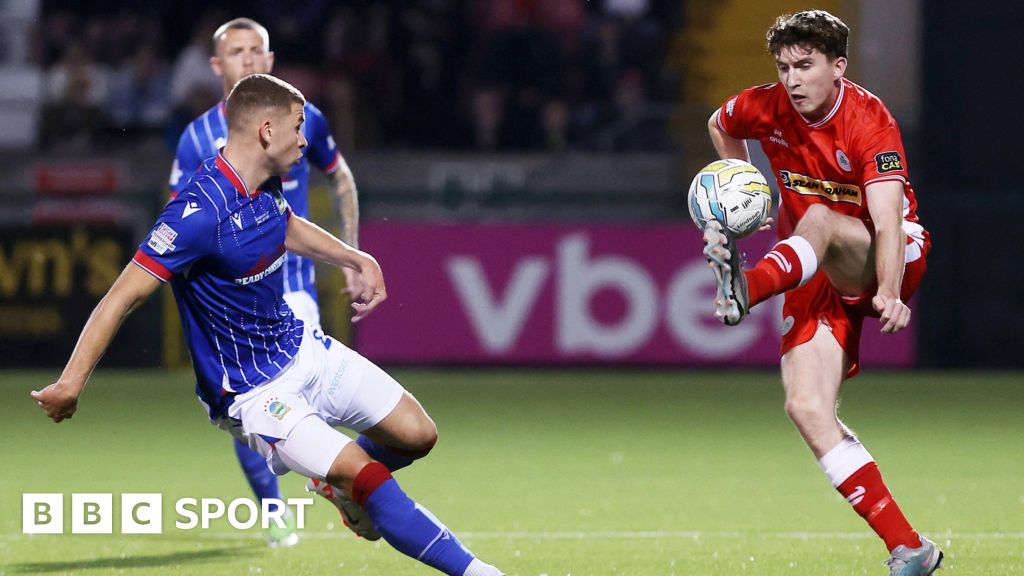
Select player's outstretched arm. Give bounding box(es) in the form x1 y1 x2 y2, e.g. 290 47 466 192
865 180 910 333
328 160 360 248
32 263 163 422
285 214 385 322
327 161 364 299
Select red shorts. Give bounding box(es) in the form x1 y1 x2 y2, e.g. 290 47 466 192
780 228 930 378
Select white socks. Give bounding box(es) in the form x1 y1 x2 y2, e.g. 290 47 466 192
776 235 818 286
817 436 874 488
463 558 504 576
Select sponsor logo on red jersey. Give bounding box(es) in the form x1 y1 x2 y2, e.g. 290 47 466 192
780 170 862 205
875 151 903 173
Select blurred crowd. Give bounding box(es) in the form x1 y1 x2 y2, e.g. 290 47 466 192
35 0 678 154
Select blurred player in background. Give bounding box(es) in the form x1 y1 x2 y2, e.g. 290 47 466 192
701 11 942 575
34 74 505 576
169 17 360 547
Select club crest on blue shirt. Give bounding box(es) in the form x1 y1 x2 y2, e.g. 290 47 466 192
275 193 289 215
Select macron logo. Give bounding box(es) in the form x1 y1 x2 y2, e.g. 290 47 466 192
182 201 202 219
766 250 792 274
231 213 243 230
846 486 866 507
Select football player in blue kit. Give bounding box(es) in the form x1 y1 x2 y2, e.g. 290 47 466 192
33 74 505 576
169 17 361 547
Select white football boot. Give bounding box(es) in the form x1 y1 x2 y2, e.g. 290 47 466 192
702 220 748 325
886 535 944 576
306 478 381 541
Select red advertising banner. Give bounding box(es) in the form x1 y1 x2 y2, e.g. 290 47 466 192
358 222 915 367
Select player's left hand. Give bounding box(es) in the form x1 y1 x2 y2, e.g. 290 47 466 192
757 216 775 232
350 256 386 323
872 293 911 334
31 382 80 423
341 267 364 300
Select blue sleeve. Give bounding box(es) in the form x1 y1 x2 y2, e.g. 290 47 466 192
133 190 216 281
302 103 342 174
169 126 204 195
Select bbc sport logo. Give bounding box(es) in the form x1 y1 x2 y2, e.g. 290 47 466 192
22 493 314 534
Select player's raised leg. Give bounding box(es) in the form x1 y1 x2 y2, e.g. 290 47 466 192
782 328 942 575
705 204 875 324
280 417 504 576
355 392 437 472
306 393 437 538
306 359 438 533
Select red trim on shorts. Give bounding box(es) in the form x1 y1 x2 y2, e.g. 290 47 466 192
352 462 393 507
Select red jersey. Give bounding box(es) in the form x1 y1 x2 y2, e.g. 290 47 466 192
717 78 923 240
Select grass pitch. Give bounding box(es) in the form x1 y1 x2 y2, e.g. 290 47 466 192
1 369 1022 575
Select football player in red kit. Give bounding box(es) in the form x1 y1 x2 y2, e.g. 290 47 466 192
702 10 942 575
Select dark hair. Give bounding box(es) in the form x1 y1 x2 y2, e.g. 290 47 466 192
766 10 849 60
225 74 305 130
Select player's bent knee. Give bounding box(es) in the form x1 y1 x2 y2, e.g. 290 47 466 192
803 203 832 222
412 426 437 457
784 396 833 426
401 418 438 458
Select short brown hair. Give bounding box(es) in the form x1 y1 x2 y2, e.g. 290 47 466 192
225 74 305 130
212 17 270 54
766 10 849 60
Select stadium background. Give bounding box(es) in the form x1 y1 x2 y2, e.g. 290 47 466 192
1 0 1021 574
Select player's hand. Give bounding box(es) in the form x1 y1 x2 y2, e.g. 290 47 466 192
341 267 364 300
31 382 81 423
872 293 911 334
757 216 775 233
350 256 386 323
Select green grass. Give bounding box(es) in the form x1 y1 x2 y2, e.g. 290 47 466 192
2 369 1022 575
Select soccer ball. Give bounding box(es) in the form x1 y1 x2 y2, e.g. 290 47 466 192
687 159 772 238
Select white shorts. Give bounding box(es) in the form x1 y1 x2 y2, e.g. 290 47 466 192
283 290 321 332
217 323 404 479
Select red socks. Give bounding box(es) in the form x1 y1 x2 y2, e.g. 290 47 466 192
352 461 394 507
745 236 817 307
837 462 922 551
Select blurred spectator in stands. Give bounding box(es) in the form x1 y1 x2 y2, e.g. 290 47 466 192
170 9 224 121
40 39 109 152
39 11 75 67
603 0 664 94
394 1 470 148
106 40 172 131
256 0 328 64
568 0 670 151
608 67 671 150
33 0 675 153
472 0 567 150
255 0 327 103
321 2 396 149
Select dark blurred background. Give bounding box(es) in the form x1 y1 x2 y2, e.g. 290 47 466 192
1 0 1021 369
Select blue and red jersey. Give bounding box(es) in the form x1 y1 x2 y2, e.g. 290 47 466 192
140 152 303 418
169 100 342 303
